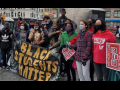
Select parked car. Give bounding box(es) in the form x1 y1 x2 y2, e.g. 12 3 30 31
107 27 117 31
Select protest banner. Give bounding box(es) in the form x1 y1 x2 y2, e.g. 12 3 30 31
106 43 120 71
10 39 61 81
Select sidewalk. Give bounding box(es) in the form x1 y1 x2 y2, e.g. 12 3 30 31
0 68 97 81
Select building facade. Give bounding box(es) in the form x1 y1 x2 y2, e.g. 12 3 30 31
103 8 120 28
0 8 44 23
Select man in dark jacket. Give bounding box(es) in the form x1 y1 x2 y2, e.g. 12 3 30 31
57 9 68 29
0 22 13 70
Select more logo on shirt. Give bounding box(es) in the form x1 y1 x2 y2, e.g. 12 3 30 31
2 34 9 42
94 38 105 50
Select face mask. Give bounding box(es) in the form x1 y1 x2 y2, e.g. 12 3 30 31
88 22 92 26
30 25 34 28
119 29 120 34
34 27 38 30
94 25 102 30
66 27 71 32
4 25 9 29
20 26 24 30
79 25 85 30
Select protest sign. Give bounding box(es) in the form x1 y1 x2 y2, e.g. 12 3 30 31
106 43 120 71
11 39 61 81
62 48 75 61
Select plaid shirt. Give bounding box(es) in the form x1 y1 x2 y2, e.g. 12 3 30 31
69 30 93 62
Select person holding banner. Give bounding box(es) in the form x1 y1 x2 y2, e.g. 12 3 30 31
92 18 116 81
60 23 77 81
28 22 45 46
69 20 93 81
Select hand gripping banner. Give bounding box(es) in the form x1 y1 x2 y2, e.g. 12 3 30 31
10 39 61 81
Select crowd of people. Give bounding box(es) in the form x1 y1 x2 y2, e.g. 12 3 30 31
0 8 119 81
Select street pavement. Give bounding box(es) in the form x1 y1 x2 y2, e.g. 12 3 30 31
0 68 97 81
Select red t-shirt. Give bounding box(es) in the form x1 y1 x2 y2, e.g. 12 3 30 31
92 30 116 64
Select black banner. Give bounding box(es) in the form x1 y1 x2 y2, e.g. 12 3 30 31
11 39 61 81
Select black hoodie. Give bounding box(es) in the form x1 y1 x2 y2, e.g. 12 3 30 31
0 28 13 49
57 16 68 29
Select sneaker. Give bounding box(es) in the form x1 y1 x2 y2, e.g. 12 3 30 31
2 66 6 69
6 66 10 70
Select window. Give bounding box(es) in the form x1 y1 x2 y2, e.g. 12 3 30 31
34 14 35 18
11 12 13 17
32 13 33 17
18 12 20 17
9 13 10 17
21 13 22 17
3 12 6 15
41 9 43 12
15 13 16 17
105 11 111 18
114 10 120 18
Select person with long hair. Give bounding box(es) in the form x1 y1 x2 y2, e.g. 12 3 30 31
92 18 116 81
60 23 77 81
69 20 93 81
14 21 28 41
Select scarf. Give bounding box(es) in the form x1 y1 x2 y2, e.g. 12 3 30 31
17 21 21 29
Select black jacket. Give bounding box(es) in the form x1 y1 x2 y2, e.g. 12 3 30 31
0 28 13 49
57 16 68 29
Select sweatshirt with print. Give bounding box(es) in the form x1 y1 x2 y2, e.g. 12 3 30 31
92 30 116 64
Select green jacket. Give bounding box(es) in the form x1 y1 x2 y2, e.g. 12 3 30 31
60 31 78 60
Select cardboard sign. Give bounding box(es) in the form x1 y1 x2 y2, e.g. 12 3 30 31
62 48 75 61
106 43 120 71
11 39 61 81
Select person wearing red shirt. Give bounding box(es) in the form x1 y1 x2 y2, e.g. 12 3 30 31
88 18 96 81
92 18 116 81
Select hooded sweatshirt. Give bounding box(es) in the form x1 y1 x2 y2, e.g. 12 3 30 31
0 28 13 49
92 29 116 64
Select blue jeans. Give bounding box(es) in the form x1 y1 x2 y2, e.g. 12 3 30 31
1 48 11 67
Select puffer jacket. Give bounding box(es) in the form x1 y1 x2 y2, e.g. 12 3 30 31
28 28 45 46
